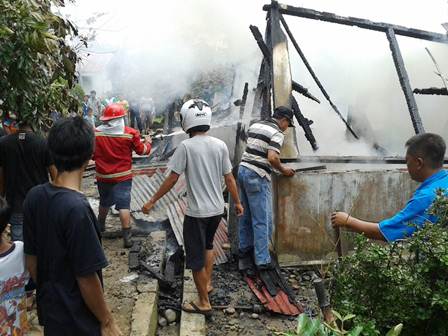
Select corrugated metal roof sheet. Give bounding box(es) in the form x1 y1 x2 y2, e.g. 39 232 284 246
245 276 303 316
131 167 229 265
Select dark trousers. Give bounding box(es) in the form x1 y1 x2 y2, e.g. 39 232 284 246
130 110 143 132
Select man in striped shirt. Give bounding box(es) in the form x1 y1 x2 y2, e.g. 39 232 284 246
238 106 295 272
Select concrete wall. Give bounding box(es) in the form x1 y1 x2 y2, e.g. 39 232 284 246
273 164 417 265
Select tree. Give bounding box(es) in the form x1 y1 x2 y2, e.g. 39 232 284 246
0 0 82 129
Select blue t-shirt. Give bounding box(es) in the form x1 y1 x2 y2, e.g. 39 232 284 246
379 170 448 242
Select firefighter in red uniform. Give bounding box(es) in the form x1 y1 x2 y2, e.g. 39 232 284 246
93 103 152 247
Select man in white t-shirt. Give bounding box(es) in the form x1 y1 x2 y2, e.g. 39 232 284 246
142 99 243 316
0 198 29 336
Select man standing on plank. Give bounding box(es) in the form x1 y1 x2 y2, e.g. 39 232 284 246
238 106 295 275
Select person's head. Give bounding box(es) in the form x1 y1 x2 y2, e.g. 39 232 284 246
405 133 446 182
87 107 93 117
100 103 126 124
83 95 89 102
180 99 211 136
48 116 94 173
0 198 11 240
90 90 96 98
272 106 295 131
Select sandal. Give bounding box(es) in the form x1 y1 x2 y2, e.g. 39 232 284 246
182 301 212 316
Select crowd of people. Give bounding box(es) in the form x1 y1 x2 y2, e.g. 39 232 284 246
0 93 447 335
77 90 157 135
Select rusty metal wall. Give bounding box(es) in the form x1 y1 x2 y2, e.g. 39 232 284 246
273 164 417 265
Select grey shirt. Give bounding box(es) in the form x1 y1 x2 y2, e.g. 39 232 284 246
168 135 232 218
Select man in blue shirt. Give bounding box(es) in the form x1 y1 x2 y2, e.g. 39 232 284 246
332 133 448 242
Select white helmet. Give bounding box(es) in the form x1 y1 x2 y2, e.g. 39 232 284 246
180 99 212 133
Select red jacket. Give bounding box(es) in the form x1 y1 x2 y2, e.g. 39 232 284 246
93 126 151 183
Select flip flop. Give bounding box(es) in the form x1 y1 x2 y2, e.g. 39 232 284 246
182 301 212 316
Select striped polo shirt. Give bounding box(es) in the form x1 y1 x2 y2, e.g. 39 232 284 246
240 119 284 180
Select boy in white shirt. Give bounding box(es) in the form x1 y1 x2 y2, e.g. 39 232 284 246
0 197 29 335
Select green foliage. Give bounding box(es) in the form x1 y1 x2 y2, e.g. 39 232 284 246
275 312 402 336
0 0 81 128
331 190 448 335
71 83 85 103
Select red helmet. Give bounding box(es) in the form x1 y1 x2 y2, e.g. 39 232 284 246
100 103 126 121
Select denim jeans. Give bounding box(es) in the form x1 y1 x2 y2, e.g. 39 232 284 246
10 212 24 241
238 165 273 266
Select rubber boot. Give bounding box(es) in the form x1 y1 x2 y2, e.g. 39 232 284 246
238 250 256 278
122 228 133 248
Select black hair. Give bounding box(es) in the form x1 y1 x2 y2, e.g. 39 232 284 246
188 125 210 136
0 198 11 235
48 116 94 172
406 133 446 169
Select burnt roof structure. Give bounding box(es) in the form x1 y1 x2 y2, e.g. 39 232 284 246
244 1 448 150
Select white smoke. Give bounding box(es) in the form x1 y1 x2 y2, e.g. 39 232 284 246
63 0 448 156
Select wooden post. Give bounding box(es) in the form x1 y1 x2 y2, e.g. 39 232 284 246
269 2 299 159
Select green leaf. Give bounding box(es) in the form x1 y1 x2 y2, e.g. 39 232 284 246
385 324 403 336
347 326 363 336
342 314 356 322
296 314 310 334
307 319 322 335
332 310 343 322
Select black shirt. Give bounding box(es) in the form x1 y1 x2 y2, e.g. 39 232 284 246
23 183 108 335
0 131 53 213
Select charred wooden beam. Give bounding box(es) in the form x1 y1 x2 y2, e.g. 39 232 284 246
240 82 249 118
251 58 271 120
386 28 425 134
249 25 272 61
250 24 320 104
292 81 320 103
264 2 448 44
279 13 359 139
414 87 448 96
291 95 318 151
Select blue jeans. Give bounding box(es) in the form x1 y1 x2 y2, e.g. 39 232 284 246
10 212 24 241
238 165 273 266
97 180 132 210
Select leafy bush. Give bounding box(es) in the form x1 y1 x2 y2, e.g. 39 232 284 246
331 191 448 335
275 312 403 336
